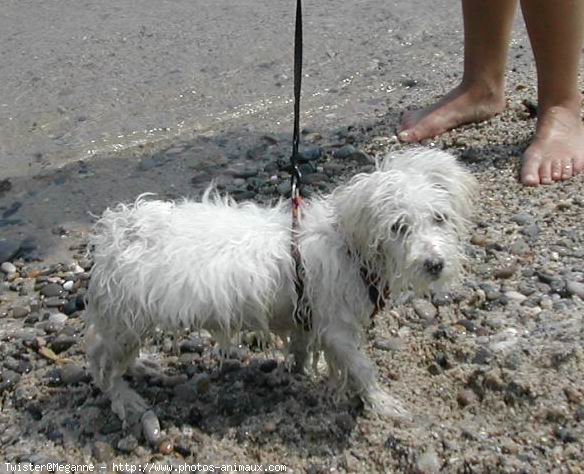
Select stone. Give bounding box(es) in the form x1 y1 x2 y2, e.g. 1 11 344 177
48 312 68 325
505 291 527 303
565 280 584 299
413 299 437 320
494 265 517 279
41 283 64 298
49 335 77 353
117 435 139 453
11 306 29 318
510 213 534 226
373 337 404 352
416 448 440 473
1 262 17 274
59 363 86 385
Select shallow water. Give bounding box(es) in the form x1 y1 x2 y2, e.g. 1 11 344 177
0 0 462 178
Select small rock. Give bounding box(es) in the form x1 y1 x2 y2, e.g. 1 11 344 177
50 335 77 354
505 291 527 303
63 280 74 291
373 337 404 352
455 319 478 333
413 299 437 320
521 223 540 239
11 306 30 318
92 442 115 462
48 312 68 325
44 297 67 308
117 435 139 453
333 144 357 160
62 300 78 316
510 213 534 226
564 386 582 404
555 427 578 444
457 389 477 407
259 359 278 373
494 265 518 279
158 439 174 455
473 347 493 365
416 448 440 473
565 280 584 299
299 146 323 161
59 363 86 385
509 239 530 256
1 261 17 274
41 283 64 298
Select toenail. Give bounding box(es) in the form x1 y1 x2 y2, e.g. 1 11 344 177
398 131 411 141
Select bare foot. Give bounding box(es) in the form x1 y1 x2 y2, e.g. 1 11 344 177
398 83 506 142
521 105 584 186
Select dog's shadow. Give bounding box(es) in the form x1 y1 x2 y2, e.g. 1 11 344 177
128 347 363 454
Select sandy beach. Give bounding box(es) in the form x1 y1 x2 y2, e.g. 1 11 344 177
1 1 583 472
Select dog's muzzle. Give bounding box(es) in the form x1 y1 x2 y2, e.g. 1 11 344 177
423 257 444 278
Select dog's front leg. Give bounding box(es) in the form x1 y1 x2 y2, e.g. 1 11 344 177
320 321 408 418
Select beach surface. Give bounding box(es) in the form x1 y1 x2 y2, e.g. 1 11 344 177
1 1 583 472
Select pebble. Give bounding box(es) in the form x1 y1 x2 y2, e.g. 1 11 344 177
158 439 174 455
373 337 404 352
521 223 541 239
505 291 527 303
565 280 584 299
299 146 323 161
48 312 68 325
413 299 437 320
416 448 440 473
1 262 17 274
457 389 477 407
58 363 86 385
259 359 278 373
41 283 64 298
142 410 162 445
494 265 518 279
49 335 77 353
63 280 74 291
45 297 67 308
510 212 535 226
117 434 139 453
333 144 357 160
509 239 529 256
11 306 30 318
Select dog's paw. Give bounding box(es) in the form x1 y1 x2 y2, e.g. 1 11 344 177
365 388 410 419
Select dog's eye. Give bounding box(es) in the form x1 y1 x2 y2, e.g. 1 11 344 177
433 213 448 224
391 219 409 235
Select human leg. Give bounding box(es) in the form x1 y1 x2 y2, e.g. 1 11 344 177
520 0 584 185
398 0 517 142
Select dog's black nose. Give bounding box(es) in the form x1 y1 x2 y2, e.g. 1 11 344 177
424 258 444 276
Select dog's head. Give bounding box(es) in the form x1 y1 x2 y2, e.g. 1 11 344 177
333 148 477 295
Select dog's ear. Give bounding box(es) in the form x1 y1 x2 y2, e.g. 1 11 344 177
421 151 478 222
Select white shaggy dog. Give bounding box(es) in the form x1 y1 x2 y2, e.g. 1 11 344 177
85 148 476 440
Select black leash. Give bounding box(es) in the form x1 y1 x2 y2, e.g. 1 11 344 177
290 0 303 199
290 0 312 330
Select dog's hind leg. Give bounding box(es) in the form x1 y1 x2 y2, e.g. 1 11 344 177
86 322 161 443
320 323 409 419
289 328 311 373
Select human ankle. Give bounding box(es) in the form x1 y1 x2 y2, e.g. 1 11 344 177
460 75 505 101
